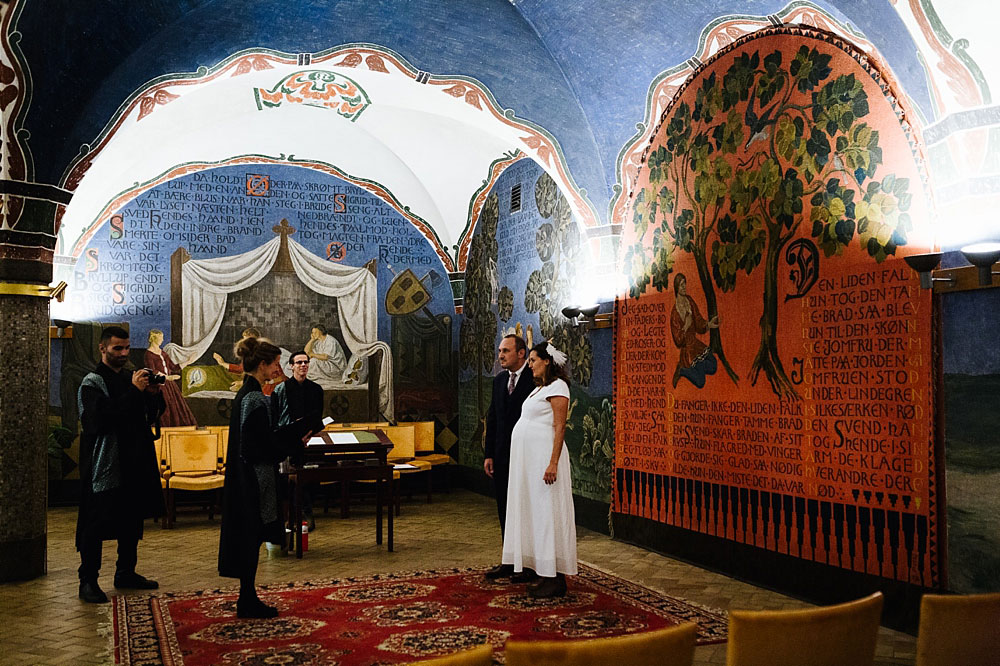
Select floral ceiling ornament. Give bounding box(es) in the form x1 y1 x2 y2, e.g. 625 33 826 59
254 70 371 121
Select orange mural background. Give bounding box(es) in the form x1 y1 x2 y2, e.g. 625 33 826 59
613 26 939 586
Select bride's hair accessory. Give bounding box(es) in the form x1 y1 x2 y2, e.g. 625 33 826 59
546 343 568 368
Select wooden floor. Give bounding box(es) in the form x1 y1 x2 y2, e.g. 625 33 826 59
0 489 917 665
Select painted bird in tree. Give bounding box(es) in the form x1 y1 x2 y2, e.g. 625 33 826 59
743 86 781 150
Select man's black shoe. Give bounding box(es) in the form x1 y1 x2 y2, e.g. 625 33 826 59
510 568 538 584
79 580 109 604
114 572 159 590
483 564 515 580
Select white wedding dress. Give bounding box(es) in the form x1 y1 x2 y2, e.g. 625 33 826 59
501 379 578 577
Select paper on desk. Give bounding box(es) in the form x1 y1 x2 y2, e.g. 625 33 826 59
307 436 327 447
329 432 359 444
393 463 419 470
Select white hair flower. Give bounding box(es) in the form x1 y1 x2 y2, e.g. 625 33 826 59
546 343 568 368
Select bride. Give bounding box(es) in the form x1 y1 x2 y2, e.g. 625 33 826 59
501 341 576 598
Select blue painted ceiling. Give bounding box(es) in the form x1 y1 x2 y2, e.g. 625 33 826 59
14 0 930 223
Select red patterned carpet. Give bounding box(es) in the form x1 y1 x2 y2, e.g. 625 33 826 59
111 564 727 665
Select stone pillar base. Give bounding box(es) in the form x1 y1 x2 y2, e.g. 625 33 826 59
0 534 46 581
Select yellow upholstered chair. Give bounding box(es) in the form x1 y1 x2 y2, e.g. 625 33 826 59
725 592 883 666
411 644 493 666
506 623 697 666
381 424 433 506
162 428 226 528
324 421 389 431
380 424 416 460
916 591 1000 666
410 419 453 496
207 426 229 470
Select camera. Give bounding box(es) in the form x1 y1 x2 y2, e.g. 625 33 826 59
144 369 167 385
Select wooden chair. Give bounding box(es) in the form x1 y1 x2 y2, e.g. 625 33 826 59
411 644 493 665
411 420 453 493
383 424 433 505
153 433 169 527
324 421 389 431
725 592 883 666
916 591 1000 666
162 427 225 528
506 623 697 666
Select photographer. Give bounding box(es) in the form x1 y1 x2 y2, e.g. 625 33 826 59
76 326 166 603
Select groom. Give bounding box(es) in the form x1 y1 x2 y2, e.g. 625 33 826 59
483 334 535 581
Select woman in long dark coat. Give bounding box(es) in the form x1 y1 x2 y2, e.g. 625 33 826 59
218 336 296 618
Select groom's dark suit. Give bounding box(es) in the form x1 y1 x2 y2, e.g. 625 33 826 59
484 365 535 537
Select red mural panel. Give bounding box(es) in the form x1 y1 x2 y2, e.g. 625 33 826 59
613 26 939 586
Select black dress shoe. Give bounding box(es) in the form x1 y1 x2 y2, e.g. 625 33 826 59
510 568 538 584
528 574 567 599
483 564 515 580
237 598 279 619
114 572 159 589
79 580 109 604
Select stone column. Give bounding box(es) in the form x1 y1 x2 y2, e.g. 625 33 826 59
0 285 51 580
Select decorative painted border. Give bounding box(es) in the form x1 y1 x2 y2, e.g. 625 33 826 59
68 154 455 272
610 1 882 227
0 0 34 230
907 0 990 116
56 43 601 265
456 149 526 270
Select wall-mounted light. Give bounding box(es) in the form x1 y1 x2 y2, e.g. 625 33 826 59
903 253 954 289
561 306 581 321
561 304 610 329
960 242 1000 287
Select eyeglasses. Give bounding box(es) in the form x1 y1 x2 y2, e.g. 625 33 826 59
292 360 310 365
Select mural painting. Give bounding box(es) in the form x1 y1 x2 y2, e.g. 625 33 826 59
48 164 458 486
614 27 940 585
458 159 613 502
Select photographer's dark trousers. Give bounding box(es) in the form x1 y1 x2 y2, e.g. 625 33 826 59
77 523 140 583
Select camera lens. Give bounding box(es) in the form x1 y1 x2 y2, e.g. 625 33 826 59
145 369 166 385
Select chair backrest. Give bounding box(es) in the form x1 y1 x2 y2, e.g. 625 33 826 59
166 429 222 475
506 623 697 666
726 592 883 666
411 421 437 453
324 421 390 431
916 591 1000 666
380 425 415 459
205 426 229 468
411 644 493 666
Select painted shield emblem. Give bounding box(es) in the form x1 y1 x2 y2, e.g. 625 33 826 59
386 269 431 316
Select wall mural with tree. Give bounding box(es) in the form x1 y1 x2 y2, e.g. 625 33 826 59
614 26 941 586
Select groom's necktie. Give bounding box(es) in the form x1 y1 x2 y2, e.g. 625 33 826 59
508 371 516 395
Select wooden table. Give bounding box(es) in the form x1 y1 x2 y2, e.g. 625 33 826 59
284 429 393 557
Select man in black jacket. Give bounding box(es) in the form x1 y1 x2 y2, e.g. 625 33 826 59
483 334 534 580
271 350 324 530
76 326 166 603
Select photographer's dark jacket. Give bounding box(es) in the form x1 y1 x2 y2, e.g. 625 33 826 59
75 362 166 550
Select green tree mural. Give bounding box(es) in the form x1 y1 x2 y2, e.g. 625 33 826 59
526 173 593 386
628 45 914 398
459 192 500 440
580 398 614 493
